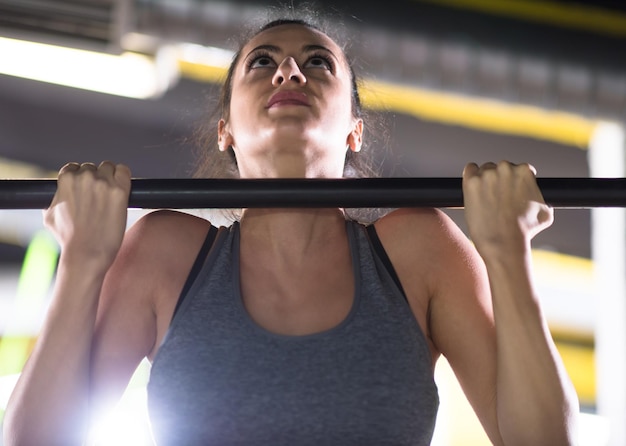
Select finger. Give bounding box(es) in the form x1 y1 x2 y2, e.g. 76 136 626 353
96 161 116 181
98 160 116 171
59 162 80 175
462 162 479 179
113 163 132 188
79 162 97 172
479 161 498 172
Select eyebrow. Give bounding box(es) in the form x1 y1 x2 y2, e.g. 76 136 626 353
245 44 339 61
303 44 337 58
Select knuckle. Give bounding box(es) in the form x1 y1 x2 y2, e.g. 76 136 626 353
59 162 79 174
521 163 536 177
57 171 73 184
80 162 97 171
481 167 498 182
496 160 513 172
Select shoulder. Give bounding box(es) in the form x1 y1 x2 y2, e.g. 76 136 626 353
371 207 487 309
373 208 490 330
126 209 213 242
122 209 213 257
97 210 215 350
377 206 488 284
373 207 472 263
110 210 214 295
374 207 452 233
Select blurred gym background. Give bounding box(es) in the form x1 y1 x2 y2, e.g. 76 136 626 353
0 0 625 444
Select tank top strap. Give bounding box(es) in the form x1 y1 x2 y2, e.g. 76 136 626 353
363 222 409 302
171 224 220 321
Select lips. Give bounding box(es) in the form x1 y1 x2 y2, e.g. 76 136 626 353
266 90 310 108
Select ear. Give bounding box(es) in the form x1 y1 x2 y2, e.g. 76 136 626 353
346 119 363 153
217 119 234 152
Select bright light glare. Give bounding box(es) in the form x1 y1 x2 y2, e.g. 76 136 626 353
1 374 155 445
589 122 625 177
0 373 20 410
86 387 154 446
0 369 612 445
0 37 177 99
579 412 611 446
86 358 153 445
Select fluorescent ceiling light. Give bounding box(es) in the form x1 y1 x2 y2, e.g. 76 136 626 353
0 37 179 99
176 42 234 68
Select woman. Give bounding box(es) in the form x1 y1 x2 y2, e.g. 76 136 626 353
3 11 578 446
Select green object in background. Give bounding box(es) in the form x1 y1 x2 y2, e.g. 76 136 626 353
0 230 59 376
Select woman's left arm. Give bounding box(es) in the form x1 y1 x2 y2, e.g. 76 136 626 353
457 161 579 445
381 161 578 444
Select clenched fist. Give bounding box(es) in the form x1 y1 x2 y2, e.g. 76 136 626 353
462 161 553 258
43 161 131 270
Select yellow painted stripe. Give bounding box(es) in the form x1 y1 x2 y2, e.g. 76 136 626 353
360 80 596 148
532 251 595 404
555 342 595 405
551 325 594 348
531 249 594 290
178 60 228 84
533 249 595 403
178 62 598 148
414 0 626 38
532 249 594 273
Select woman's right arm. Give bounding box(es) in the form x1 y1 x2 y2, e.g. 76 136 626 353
2 162 138 445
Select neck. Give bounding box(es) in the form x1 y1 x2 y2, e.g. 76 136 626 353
239 208 347 258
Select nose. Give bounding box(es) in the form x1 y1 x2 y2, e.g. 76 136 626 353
272 57 306 86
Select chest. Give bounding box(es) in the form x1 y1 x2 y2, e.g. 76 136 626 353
239 244 355 336
149 270 438 446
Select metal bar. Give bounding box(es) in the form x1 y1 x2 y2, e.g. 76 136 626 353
1 177 626 209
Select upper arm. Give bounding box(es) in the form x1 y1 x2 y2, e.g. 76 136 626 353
88 210 211 413
426 213 502 441
376 208 502 443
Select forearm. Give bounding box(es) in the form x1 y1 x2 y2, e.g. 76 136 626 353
485 246 579 445
3 256 106 446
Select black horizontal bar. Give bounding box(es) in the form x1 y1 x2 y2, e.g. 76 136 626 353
1 177 626 210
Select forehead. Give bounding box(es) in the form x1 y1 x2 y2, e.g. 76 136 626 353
242 23 347 62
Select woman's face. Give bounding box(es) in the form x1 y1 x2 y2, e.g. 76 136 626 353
219 24 363 178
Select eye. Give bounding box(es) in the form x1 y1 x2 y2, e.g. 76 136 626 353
304 54 333 71
247 52 276 69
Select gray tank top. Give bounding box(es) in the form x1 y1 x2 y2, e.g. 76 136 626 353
147 220 439 445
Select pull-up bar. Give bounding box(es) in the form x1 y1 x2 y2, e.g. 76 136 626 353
1 177 625 210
